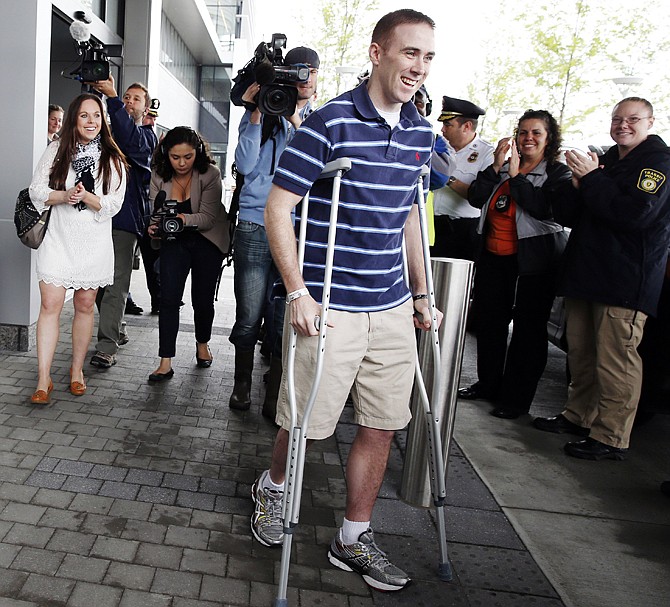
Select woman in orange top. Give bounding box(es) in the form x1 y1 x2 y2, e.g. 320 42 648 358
459 110 571 419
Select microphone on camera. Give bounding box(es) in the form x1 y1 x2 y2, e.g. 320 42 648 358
153 190 166 213
69 20 91 44
254 57 276 86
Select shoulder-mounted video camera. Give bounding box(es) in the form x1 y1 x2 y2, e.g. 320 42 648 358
65 11 122 83
231 34 309 117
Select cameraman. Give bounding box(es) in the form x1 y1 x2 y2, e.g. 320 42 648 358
89 76 157 369
229 46 320 418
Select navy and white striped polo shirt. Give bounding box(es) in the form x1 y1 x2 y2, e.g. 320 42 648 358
273 83 433 312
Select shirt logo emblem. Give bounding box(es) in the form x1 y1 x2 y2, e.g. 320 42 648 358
467 152 479 163
637 168 666 194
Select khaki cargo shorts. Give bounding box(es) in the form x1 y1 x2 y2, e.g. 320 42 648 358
276 299 415 439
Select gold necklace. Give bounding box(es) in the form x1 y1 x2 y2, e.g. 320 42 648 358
173 172 193 200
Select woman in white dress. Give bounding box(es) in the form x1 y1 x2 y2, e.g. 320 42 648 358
29 93 128 405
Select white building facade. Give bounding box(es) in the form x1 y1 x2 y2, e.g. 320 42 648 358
0 0 259 350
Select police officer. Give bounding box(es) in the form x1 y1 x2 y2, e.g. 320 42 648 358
430 96 494 260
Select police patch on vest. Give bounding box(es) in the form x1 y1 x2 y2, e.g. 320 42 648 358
467 152 479 163
637 168 666 194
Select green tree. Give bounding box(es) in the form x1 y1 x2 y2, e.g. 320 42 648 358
305 0 379 105
516 0 605 133
466 0 670 142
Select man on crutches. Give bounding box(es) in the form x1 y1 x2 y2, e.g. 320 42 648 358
252 9 442 592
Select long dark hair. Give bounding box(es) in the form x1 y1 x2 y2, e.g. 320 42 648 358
517 109 562 163
152 126 215 181
49 93 128 193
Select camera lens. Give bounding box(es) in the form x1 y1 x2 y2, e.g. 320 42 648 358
164 218 182 233
258 84 298 116
266 88 289 113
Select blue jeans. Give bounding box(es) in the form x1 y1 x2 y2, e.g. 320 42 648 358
229 221 285 355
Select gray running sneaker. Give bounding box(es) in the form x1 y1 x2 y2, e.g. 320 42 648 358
251 471 284 547
328 528 411 591
90 351 117 368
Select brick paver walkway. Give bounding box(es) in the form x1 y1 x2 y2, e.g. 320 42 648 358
0 269 564 606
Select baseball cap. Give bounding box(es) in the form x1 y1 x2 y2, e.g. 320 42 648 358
284 46 320 69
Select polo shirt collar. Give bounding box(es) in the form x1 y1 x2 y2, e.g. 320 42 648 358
351 82 424 127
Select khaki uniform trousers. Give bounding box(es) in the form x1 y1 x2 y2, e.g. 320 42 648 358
562 298 647 448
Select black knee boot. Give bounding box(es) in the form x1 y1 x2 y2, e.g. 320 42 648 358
229 349 254 410
262 355 283 421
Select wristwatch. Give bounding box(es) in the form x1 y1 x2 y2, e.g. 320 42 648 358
447 176 457 187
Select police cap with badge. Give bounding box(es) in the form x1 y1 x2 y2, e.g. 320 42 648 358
438 96 486 122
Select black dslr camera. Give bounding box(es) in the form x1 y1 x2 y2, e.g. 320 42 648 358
151 193 197 242
231 34 309 117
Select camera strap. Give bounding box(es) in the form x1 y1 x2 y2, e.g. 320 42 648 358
261 115 281 174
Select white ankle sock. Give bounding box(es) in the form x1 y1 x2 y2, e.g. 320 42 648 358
340 518 370 545
261 470 284 493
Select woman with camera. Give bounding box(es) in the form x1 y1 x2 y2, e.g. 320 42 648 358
460 109 571 419
29 93 127 404
147 126 229 382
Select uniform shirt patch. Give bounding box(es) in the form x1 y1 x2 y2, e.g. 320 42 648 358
637 168 666 194
467 151 479 163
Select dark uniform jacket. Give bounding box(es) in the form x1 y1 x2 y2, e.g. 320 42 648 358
552 134 670 316
106 96 158 237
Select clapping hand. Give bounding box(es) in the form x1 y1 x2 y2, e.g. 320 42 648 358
492 136 513 173
565 150 599 179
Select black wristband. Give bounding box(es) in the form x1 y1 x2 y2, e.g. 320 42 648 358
413 294 428 301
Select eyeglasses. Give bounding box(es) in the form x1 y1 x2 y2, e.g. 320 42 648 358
611 116 652 125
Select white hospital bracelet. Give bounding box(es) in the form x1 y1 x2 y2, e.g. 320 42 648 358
286 287 309 303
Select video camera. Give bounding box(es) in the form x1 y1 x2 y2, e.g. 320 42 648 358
231 34 310 117
65 11 122 83
151 192 197 242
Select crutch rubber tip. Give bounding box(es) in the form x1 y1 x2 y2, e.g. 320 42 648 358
438 562 453 581
272 600 288 607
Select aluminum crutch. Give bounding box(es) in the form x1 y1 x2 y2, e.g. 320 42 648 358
274 157 352 607
403 165 452 581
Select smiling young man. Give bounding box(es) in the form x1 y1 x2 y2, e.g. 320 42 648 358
533 97 670 460
251 9 440 592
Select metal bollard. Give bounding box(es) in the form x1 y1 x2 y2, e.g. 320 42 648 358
400 257 474 507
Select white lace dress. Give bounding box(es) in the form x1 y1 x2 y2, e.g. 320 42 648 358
29 142 126 290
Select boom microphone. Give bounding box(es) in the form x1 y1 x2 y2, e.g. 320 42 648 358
69 20 90 44
153 190 167 213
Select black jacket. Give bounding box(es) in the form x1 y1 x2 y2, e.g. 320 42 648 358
106 97 157 236
469 160 571 275
552 135 670 316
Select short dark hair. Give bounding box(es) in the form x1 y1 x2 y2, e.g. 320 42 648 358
371 9 435 48
152 126 215 181
614 97 654 116
453 116 478 130
517 109 562 163
48 104 64 114
125 82 151 108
